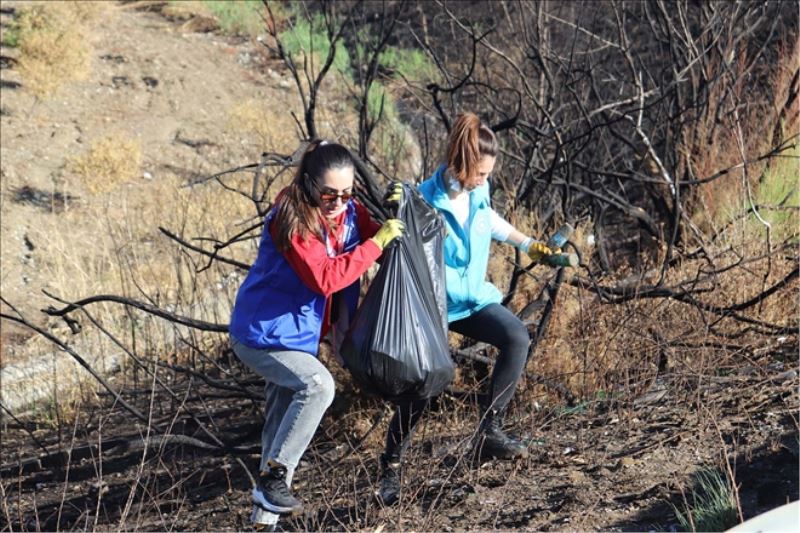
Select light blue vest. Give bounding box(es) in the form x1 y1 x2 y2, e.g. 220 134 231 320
418 165 502 322
229 202 362 355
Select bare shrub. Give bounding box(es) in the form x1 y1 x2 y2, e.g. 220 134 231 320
227 98 298 153
14 1 110 97
68 134 143 194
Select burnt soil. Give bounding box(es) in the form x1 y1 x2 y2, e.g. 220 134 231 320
1 343 797 531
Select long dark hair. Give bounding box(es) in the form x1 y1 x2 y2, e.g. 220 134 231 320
273 139 354 252
446 112 498 185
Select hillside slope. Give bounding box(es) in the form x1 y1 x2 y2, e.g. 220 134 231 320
0 3 797 532
1 1 300 409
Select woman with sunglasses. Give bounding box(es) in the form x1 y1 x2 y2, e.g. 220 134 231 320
229 139 404 528
376 113 559 505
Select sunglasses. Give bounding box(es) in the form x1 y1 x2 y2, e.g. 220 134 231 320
317 189 354 204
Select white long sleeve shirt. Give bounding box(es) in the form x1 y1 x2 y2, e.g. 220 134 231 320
448 191 514 241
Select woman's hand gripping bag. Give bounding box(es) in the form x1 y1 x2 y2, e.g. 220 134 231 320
341 183 453 401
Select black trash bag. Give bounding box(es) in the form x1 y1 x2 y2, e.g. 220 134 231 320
341 183 453 402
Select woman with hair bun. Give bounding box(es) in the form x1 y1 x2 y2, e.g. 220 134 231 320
376 113 558 505
229 139 404 528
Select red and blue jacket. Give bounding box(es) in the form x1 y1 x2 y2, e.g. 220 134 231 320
230 194 381 355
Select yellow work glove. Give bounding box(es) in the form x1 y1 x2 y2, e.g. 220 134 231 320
371 219 405 249
527 241 558 263
383 182 403 207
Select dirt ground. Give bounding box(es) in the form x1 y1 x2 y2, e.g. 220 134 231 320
0 0 306 411
1 3 798 532
0 1 297 344
1 342 797 531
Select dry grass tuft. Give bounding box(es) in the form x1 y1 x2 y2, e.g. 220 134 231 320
162 0 267 37
689 34 799 232
68 1 110 24
14 168 258 420
68 135 143 194
160 1 211 22
532 236 797 402
227 98 298 153
14 1 110 97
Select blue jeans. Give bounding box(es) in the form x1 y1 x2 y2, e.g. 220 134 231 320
232 337 335 523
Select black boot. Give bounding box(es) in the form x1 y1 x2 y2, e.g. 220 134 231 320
474 408 528 461
376 453 401 506
252 463 303 515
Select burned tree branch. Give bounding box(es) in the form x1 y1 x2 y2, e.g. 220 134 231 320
158 227 250 272
41 290 228 332
1 301 149 424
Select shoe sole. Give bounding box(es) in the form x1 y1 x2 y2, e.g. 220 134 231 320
250 504 279 530
473 446 529 462
253 488 303 515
